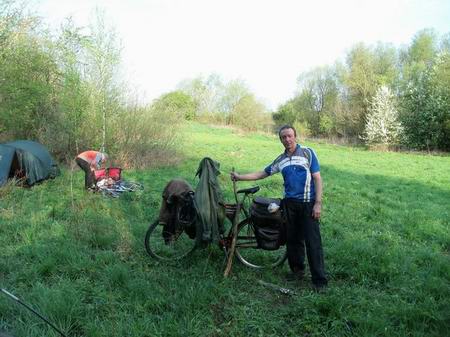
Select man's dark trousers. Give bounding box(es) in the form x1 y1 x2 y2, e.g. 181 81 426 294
284 199 327 286
75 157 95 189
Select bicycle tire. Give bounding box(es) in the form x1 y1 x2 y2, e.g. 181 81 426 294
144 220 198 261
121 181 144 191
234 219 287 269
100 187 120 198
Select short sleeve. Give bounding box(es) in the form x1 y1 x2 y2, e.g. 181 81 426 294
264 162 280 176
309 148 320 173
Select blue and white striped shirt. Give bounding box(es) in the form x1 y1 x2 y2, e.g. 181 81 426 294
264 144 320 202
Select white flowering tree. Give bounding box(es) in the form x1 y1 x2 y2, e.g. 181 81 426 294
362 86 403 146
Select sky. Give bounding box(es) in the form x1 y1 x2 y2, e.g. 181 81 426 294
33 0 450 109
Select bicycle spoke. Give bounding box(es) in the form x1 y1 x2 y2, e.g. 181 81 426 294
235 220 287 269
145 221 197 261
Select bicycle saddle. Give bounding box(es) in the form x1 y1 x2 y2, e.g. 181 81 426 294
236 186 260 194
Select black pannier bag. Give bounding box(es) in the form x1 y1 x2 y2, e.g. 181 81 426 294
250 196 285 250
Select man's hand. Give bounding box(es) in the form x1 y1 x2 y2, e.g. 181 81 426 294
230 172 240 181
312 202 321 220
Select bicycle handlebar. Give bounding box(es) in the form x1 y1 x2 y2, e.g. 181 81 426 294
236 186 260 195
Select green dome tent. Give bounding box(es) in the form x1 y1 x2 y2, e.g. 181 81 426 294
0 140 60 187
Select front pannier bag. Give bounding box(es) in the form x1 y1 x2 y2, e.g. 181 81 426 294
250 197 285 250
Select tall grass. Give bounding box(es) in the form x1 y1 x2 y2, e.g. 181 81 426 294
0 122 449 337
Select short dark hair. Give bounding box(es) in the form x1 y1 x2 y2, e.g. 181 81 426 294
278 125 297 138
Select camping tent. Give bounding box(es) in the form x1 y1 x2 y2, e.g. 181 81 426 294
0 140 59 187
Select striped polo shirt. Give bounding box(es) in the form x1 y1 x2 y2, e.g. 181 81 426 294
264 144 320 202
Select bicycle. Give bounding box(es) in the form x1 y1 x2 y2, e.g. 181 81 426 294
144 183 287 270
98 180 144 198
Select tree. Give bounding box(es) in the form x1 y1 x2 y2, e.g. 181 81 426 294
218 79 250 124
152 91 197 120
85 9 123 152
272 99 298 126
0 4 58 140
297 65 339 136
177 74 224 116
229 94 270 131
362 86 402 146
397 29 449 150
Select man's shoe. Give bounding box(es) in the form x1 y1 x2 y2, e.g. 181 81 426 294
285 270 305 282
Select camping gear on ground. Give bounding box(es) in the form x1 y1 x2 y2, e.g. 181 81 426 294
94 167 121 181
0 140 59 187
250 196 286 251
93 166 143 197
0 288 67 337
194 157 226 243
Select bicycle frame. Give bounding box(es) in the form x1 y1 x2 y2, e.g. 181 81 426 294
223 184 259 276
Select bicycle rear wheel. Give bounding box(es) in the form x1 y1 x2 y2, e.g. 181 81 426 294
121 181 144 191
144 220 197 261
234 219 287 269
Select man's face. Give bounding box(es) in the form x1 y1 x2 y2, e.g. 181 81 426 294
279 128 297 153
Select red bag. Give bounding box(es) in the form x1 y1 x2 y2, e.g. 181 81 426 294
107 167 122 181
94 167 122 182
94 168 107 181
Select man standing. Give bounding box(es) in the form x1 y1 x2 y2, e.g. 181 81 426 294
230 125 327 291
75 150 107 190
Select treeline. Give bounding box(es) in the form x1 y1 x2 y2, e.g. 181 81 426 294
1 0 449 165
175 74 272 132
274 30 450 151
0 1 184 167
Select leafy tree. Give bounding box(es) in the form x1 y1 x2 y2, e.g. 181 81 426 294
362 86 402 146
339 43 399 137
177 74 224 116
85 9 123 152
397 29 450 150
229 94 270 131
296 65 339 136
218 79 250 124
429 52 450 150
0 5 57 140
49 19 92 157
152 91 197 120
272 99 298 126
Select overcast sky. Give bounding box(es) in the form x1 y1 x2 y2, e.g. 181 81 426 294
33 0 450 109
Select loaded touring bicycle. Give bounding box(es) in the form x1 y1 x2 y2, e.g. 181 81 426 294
144 157 288 272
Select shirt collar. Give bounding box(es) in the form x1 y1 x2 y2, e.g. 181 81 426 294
284 144 301 156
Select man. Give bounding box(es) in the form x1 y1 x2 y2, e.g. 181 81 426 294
230 125 327 290
75 150 107 190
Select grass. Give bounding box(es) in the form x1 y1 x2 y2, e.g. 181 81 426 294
1 122 449 337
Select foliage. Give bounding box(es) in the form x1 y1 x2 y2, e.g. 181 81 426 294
272 99 298 127
152 91 197 120
0 2 184 166
0 8 57 140
362 86 403 146
275 30 449 151
229 94 272 132
178 75 270 131
398 30 450 151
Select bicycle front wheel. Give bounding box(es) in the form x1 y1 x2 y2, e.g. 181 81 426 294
144 220 197 261
120 181 144 191
235 219 287 269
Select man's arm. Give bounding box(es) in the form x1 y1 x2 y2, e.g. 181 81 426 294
231 171 268 181
312 172 322 220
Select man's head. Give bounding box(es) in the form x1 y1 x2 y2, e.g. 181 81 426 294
278 125 297 154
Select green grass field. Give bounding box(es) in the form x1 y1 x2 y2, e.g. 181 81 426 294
1 122 449 337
